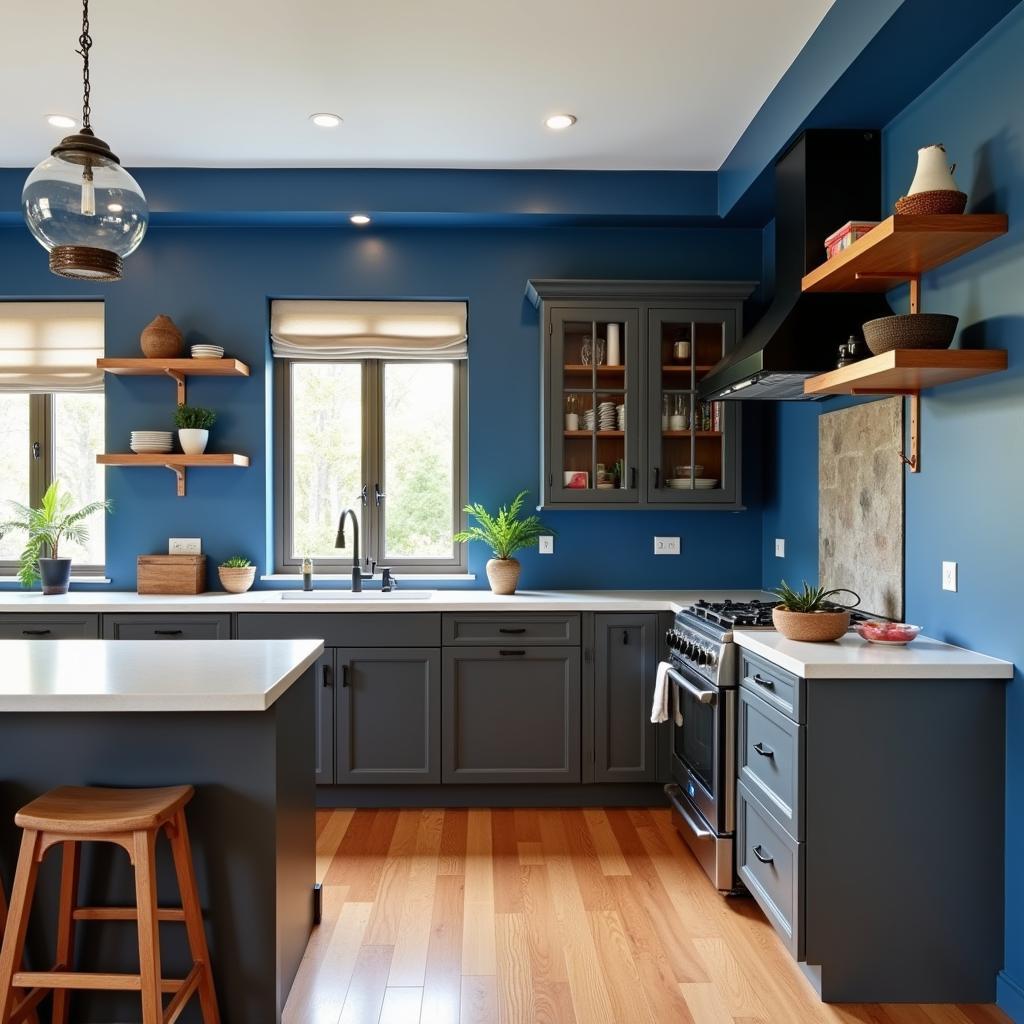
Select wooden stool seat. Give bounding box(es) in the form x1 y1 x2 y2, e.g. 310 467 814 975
0 785 219 1024
15 785 193 835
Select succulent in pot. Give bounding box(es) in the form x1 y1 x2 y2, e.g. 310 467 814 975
454 491 552 595
0 481 112 594
173 405 216 455
217 556 256 594
771 580 861 643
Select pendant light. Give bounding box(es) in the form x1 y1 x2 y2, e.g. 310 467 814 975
22 0 148 281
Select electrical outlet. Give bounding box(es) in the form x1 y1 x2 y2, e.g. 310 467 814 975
538 535 554 555
169 537 201 555
942 561 958 592
654 537 680 555
775 538 786 558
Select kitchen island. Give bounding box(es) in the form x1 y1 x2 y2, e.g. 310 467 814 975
0 638 323 1024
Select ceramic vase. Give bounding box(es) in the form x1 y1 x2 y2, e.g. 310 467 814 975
178 428 209 455
140 315 184 358
486 557 521 595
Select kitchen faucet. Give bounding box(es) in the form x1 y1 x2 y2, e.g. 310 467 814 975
335 507 375 592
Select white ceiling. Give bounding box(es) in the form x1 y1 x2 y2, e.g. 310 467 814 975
2 0 835 170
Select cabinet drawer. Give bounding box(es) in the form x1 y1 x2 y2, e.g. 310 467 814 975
739 649 803 723
102 614 232 640
739 687 803 840
236 612 440 647
737 781 803 959
0 614 99 639
442 613 580 646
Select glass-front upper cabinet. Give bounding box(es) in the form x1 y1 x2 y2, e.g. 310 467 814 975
646 308 740 506
547 307 641 504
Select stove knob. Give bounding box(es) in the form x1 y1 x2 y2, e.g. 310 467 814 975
696 645 707 667
685 641 697 660
664 629 674 649
706 648 718 667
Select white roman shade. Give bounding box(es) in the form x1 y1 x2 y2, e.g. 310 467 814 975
271 300 467 361
0 301 104 393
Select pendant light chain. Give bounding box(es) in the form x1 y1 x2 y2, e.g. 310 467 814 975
76 0 92 131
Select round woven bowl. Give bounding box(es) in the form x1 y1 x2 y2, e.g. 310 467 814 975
485 558 521 595
773 607 850 643
895 190 967 216
218 565 256 594
862 313 958 356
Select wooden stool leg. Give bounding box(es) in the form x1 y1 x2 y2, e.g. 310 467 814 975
51 841 80 1024
0 830 41 1021
132 830 163 1024
169 811 220 1023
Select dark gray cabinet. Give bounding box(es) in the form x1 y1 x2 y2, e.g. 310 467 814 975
335 648 441 784
314 652 336 785
0 614 99 639
525 280 753 510
593 613 659 782
443 646 581 783
101 613 232 640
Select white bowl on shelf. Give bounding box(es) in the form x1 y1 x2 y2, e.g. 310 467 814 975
191 345 225 359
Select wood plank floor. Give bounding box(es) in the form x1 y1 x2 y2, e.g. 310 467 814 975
284 808 1012 1024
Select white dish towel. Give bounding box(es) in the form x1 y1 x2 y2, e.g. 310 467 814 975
651 660 683 726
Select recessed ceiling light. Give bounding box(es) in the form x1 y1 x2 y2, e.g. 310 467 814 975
545 114 577 131
310 112 342 128
46 114 76 129
350 214 371 226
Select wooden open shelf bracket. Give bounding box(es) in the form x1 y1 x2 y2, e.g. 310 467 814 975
166 463 187 497
164 370 187 405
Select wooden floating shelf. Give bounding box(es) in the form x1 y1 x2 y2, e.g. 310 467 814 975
98 358 250 405
803 349 1007 397
801 214 1008 294
97 452 250 498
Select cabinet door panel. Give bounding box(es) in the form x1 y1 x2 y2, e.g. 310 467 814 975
0 614 98 639
101 614 232 640
336 648 440 784
443 646 580 783
314 652 335 785
594 613 659 782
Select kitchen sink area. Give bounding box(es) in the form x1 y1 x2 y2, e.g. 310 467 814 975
279 589 436 601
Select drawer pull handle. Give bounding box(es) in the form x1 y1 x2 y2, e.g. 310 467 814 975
322 665 333 687
499 649 526 657
752 742 774 758
498 627 526 635
752 844 774 865
752 673 775 690
153 629 183 636
21 629 51 636
340 665 348 687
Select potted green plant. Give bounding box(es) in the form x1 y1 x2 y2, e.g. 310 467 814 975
771 580 861 642
218 556 256 593
173 405 216 455
454 490 552 595
0 481 112 594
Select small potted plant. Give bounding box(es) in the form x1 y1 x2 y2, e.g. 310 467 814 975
0 481 112 595
174 405 216 455
771 580 861 642
218 556 256 593
454 490 551 595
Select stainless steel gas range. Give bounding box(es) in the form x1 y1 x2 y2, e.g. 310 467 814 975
662 599 778 894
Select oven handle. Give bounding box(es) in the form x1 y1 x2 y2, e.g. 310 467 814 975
674 797 714 839
667 666 716 705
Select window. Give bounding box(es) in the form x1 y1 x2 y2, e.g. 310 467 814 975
272 300 468 576
0 301 105 576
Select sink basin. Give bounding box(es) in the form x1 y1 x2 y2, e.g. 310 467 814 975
279 590 434 601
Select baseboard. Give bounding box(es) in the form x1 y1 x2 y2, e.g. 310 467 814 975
317 782 667 808
998 970 1024 1023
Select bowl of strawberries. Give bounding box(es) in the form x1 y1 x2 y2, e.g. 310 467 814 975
855 621 922 646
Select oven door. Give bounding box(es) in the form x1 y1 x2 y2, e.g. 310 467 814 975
669 663 734 835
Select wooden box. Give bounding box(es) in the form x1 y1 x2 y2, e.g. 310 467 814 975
137 554 206 595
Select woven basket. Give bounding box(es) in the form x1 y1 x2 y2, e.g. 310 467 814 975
894 190 968 216
485 558 521 595
218 565 256 594
862 313 958 356
773 607 850 643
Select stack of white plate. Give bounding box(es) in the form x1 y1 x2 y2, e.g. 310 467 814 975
582 409 596 431
616 402 626 430
191 344 224 359
597 401 617 430
130 431 173 454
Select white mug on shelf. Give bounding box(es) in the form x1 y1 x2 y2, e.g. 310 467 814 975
606 323 621 366
565 412 579 431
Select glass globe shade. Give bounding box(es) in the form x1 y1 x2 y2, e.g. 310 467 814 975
22 148 148 279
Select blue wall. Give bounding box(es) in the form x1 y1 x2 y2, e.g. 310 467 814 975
761 7 1024 1015
0 222 765 591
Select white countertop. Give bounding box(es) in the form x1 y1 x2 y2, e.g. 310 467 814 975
0 588 773 614
733 630 1013 680
0 638 325 712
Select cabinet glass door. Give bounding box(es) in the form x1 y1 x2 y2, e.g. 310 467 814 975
647 309 739 505
548 307 640 504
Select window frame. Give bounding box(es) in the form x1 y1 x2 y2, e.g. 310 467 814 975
274 358 468 575
0 392 106 578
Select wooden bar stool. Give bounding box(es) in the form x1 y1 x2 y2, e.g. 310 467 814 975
0 887 37 1024
0 785 219 1024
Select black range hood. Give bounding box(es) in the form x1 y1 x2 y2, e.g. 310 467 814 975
701 129 893 401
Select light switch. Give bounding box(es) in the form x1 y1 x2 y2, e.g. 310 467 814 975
538 536 554 555
775 538 786 558
169 538 201 555
942 561 958 592
654 537 681 555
